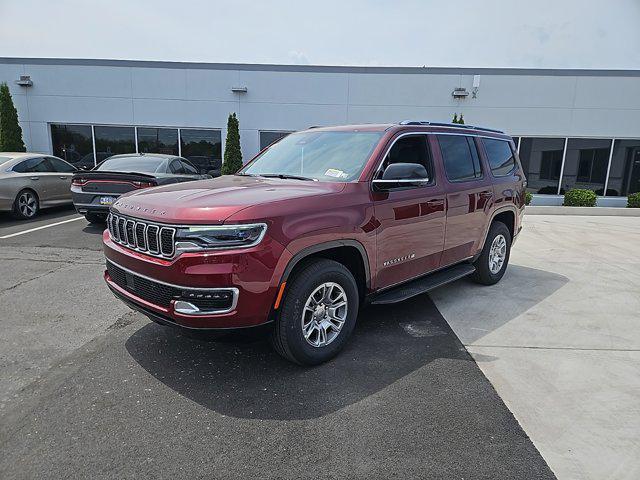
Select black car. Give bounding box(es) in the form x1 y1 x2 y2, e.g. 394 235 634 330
71 153 211 223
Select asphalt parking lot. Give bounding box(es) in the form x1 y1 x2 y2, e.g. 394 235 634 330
1 209 638 479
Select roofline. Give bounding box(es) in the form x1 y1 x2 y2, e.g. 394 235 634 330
1 57 639 77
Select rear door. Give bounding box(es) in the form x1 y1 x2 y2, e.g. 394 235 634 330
373 133 446 289
46 156 76 203
435 134 493 265
12 157 58 205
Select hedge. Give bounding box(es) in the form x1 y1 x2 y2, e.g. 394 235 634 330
563 189 597 207
525 192 532 206
628 192 640 208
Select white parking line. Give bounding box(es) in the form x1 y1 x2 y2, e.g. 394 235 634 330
0 216 84 239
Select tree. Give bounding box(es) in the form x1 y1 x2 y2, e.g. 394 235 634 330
452 113 459 124
221 112 243 175
458 114 465 124
0 83 25 152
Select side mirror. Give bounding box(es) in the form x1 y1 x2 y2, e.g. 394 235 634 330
372 163 430 190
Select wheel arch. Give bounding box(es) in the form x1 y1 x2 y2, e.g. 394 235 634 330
477 206 517 257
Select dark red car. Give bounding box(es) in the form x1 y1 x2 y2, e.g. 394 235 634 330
104 121 525 365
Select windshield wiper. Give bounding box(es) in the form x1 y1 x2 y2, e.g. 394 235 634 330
259 173 317 181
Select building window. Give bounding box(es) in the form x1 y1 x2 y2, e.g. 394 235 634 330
606 139 640 197
94 126 136 164
259 131 292 150
137 127 179 155
561 138 612 195
50 124 94 169
518 138 565 194
180 129 222 175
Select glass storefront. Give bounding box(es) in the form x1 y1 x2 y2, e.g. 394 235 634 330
259 131 291 150
50 124 94 169
606 140 640 197
180 129 222 175
518 138 565 194
560 138 611 195
94 126 136 164
137 127 179 155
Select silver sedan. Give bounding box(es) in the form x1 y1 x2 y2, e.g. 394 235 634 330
0 153 77 219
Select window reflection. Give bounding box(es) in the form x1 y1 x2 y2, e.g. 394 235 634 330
180 129 222 175
518 138 565 194
259 131 292 150
94 126 136 163
50 124 94 169
606 139 640 196
561 138 611 194
137 128 178 155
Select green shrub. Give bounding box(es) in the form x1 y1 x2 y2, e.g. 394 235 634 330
563 188 597 207
525 192 533 206
0 83 26 152
221 113 243 175
628 192 640 208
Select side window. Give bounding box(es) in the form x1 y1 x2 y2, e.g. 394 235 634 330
47 157 77 173
12 157 49 173
382 135 433 181
482 138 516 177
437 135 483 182
181 160 198 175
169 159 186 174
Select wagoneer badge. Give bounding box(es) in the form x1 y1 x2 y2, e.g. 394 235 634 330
383 253 416 267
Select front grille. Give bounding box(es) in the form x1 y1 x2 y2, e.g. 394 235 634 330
107 213 175 259
107 261 179 308
106 260 235 312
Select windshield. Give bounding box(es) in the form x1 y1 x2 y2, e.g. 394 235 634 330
96 156 166 173
241 131 382 182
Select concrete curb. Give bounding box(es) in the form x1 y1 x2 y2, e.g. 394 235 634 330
525 206 640 216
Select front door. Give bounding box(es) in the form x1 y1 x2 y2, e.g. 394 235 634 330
373 134 446 289
434 134 493 265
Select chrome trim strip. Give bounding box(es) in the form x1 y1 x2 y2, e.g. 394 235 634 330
106 259 239 315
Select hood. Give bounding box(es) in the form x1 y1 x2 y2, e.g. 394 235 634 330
111 175 345 224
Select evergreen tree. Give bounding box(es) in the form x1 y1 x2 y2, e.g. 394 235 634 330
452 113 459 124
458 114 465 125
0 83 26 152
221 112 243 175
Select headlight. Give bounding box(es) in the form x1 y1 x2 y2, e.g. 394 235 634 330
175 223 267 251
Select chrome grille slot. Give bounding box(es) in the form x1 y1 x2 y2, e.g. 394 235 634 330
107 213 176 259
160 227 175 257
135 223 146 250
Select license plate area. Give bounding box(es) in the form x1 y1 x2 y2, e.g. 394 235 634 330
100 196 116 205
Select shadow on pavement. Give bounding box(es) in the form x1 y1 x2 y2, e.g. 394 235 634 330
126 295 471 420
0 204 76 227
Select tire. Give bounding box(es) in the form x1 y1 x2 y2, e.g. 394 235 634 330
85 212 107 224
471 221 512 285
12 189 39 219
271 258 359 365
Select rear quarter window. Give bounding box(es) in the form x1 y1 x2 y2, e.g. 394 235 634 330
482 138 516 177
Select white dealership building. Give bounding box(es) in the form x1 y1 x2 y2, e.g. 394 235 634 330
1 57 639 205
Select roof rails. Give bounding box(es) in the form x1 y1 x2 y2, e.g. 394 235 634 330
398 120 504 134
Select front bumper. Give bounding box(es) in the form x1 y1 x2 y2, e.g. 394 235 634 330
103 229 291 329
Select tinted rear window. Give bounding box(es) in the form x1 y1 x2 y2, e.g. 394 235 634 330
437 135 482 182
483 138 516 176
97 156 166 173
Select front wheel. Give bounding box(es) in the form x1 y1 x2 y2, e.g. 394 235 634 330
271 258 359 365
471 221 512 285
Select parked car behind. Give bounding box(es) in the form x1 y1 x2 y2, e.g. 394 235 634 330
0 153 76 219
103 122 526 365
72 153 211 223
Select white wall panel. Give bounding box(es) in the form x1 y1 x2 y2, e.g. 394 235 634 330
132 68 187 99
240 71 348 105
25 64 132 98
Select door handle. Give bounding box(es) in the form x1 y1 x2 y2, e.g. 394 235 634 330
479 191 493 197
60 176 68 180
30 176 39 180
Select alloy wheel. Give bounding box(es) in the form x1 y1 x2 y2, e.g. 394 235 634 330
301 282 348 348
488 234 507 274
18 192 37 218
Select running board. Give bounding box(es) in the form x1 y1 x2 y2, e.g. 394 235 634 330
371 264 476 305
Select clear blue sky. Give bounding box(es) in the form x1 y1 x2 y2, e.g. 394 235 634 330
1 0 638 69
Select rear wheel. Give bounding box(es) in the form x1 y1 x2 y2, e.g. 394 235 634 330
271 258 359 365
85 212 107 224
471 221 511 285
12 189 39 219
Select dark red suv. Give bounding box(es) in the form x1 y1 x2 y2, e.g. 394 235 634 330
104 121 525 365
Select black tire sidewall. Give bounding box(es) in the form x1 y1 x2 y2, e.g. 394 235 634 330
13 189 39 219
475 222 511 284
278 260 359 365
